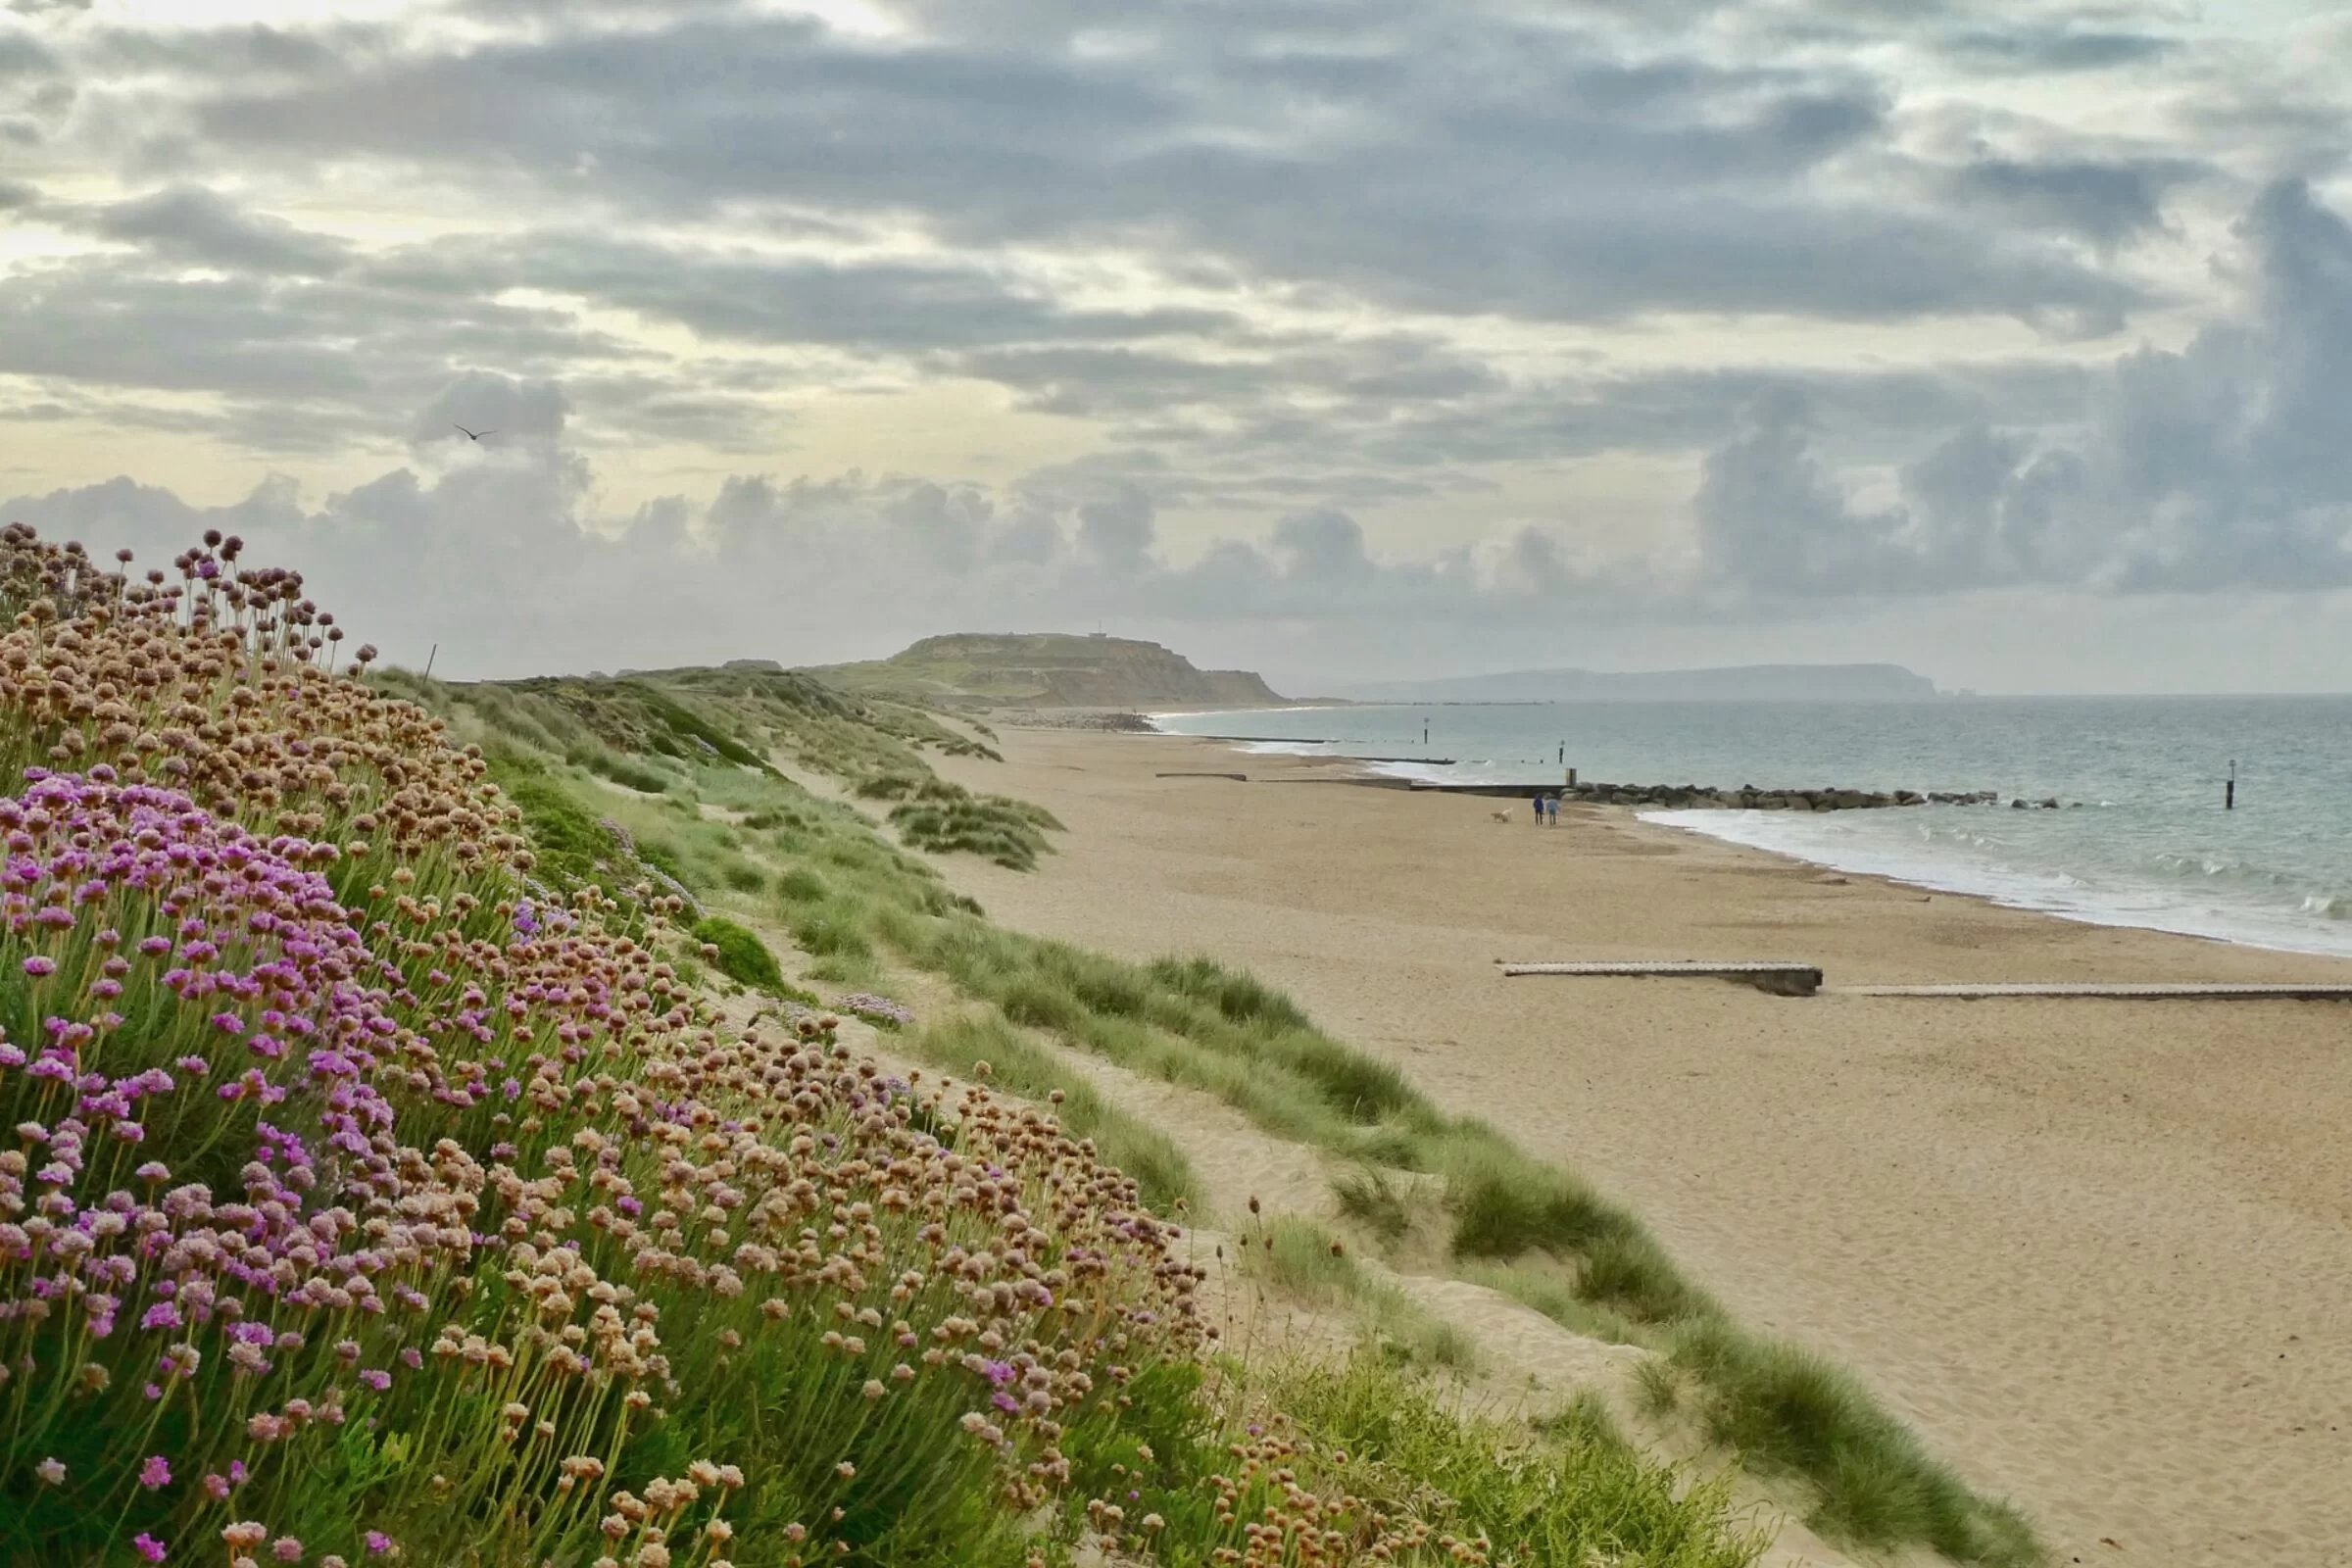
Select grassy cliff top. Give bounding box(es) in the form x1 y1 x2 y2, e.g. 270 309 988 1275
805 630 1288 709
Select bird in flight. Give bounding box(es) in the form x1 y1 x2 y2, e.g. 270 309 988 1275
454 424 497 441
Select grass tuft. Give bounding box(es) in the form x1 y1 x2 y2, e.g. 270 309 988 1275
1333 1167 1414 1245
1673 1322 2043 1565
1254 1352 1770 1568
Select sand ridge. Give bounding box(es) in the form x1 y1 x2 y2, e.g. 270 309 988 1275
917 727 2352 1568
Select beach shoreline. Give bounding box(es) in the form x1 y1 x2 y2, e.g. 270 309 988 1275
934 724 2352 1568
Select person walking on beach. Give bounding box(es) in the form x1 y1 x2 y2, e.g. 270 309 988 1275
1532 792 1544 825
1544 794 1559 827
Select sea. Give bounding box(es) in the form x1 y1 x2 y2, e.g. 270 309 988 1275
1150 697 2352 959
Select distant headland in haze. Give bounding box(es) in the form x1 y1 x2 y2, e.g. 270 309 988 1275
797 634 1939 709
802 632 1289 710
1324 662 1940 704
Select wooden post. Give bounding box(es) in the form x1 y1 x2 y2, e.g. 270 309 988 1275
1557 741 1564 764
423 643 438 679
1566 766 1577 787
1423 719 1429 747
2226 760 2235 810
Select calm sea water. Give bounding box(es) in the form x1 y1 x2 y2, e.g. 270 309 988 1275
1152 698 2352 958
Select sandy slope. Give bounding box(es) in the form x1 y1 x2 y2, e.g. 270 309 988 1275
922 728 2352 1568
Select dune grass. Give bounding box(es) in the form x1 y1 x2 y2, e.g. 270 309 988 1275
1671 1322 2043 1565
1244 1216 1479 1373
1251 1353 1772 1568
1333 1165 1416 1244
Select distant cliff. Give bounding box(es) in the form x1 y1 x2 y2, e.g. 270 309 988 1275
1329 662 1938 703
806 633 1288 710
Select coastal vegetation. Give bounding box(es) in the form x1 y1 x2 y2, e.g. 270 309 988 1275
384 660 2037 1566
0 521 1776 1567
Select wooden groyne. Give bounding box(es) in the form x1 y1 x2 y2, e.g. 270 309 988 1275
1558 782 2000 811
1329 778 2000 810
1501 959 1824 996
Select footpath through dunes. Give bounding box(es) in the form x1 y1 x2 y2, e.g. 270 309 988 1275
920 728 2352 1568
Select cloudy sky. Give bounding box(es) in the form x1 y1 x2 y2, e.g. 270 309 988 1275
5 0 2352 692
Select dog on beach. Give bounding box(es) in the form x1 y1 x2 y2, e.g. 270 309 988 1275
1490 809 1514 823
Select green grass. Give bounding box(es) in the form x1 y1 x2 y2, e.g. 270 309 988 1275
1247 1216 1479 1373
1536 1387 1633 1453
690 913 821 1004
1333 1166 1414 1245
1247 1352 1771 1568
1672 1322 2042 1566
1460 1259 1645 1348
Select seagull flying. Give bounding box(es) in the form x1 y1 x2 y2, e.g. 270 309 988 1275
454 424 497 441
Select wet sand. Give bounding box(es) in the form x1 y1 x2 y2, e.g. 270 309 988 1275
927 727 2352 1568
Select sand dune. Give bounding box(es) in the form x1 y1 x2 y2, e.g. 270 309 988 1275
925 728 2352 1568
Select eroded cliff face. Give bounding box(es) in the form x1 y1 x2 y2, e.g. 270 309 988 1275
813 633 1287 709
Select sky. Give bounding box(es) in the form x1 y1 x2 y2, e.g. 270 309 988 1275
4 0 2352 693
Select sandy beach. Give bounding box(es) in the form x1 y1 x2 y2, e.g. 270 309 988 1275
927 726 2352 1568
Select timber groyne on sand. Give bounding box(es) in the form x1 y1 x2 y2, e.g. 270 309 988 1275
1301 777 2005 810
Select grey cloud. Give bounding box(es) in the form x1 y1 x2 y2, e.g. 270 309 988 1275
82 24 375 81
364 236 1238 351
92 185 349 275
171 10 2141 327
1691 180 2352 601
0 29 58 77
0 245 635 449
409 371 569 451
1946 156 2202 249
15 172 2352 692
1939 26 2178 74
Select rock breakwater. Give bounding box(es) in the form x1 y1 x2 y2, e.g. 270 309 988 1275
1566 783 2001 810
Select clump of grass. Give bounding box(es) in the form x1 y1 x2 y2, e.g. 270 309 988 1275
1537 1388 1633 1454
1671 1323 2043 1565
1459 1259 1644 1347
586 751 672 793
1444 1138 1642 1261
1147 953 1316 1031
691 913 787 988
1333 1167 1414 1245
1245 1216 1478 1373
1634 1357 1686 1417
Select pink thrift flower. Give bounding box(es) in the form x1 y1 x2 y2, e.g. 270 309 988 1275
364 1533 393 1555
133 1534 168 1562
140 1454 172 1489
